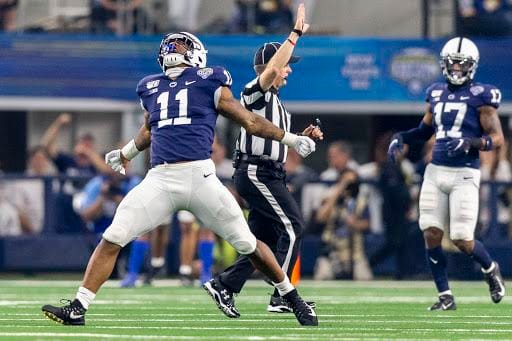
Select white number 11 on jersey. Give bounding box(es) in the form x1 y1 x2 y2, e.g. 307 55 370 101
157 89 191 128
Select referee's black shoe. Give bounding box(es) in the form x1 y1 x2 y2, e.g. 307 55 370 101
203 278 240 318
282 289 318 326
267 294 316 313
42 299 86 325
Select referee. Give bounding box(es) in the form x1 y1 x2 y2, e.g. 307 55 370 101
209 3 323 316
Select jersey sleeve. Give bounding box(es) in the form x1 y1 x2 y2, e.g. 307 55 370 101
136 75 161 111
424 83 437 103
480 84 502 109
211 66 233 88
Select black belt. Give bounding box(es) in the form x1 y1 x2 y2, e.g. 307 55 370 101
233 153 284 169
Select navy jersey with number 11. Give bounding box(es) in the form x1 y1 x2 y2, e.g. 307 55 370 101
426 81 501 169
136 66 232 167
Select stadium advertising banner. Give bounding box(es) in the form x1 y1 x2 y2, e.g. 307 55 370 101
0 34 509 103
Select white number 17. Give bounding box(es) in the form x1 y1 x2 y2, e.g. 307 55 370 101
433 102 467 139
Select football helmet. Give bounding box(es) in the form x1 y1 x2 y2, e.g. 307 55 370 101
439 37 479 86
157 32 207 71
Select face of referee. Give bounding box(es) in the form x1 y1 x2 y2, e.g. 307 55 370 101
273 64 292 89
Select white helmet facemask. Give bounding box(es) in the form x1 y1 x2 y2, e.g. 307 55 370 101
439 37 479 86
157 32 208 72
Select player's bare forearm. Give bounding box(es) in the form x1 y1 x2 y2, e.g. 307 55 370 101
422 108 433 126
134 112 152 151
480 106 504 149
134 125 151 151
218 87 285 141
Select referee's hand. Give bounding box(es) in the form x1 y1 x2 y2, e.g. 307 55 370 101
294 136 316 158
302 124 323 141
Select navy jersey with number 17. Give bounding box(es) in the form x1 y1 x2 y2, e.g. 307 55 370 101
426 81 501 169
136 66 232 167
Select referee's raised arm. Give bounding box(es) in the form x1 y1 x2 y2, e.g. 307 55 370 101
258 3 310 90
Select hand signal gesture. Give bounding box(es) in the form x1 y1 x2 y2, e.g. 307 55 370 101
295 3 310 35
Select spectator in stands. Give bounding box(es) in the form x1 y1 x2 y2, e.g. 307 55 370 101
8 146 57 234
285 148 318 205
228 0 257 33
314 169 372 280
458 0 512 36
42 113 110 188
75 170 141 236
255 0 293 34
90 0 150 35
211 137 234 180
229 0 293 34
479 143 512 239
166 0 202 32
320 140 358 181
42 113 111 233
0 0 18 32
369 135 413 280
0 180 22 236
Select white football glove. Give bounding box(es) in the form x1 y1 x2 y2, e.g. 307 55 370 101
281 132 316 158
105 149 126 175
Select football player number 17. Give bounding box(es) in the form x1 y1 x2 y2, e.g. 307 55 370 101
157 89 191 128
433 102 467 139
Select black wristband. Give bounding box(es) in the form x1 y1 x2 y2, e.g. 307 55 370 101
470 137 484 150
292 29 303 37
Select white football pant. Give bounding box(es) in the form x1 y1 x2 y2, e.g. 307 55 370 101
419 163 480 241
103 159 256 254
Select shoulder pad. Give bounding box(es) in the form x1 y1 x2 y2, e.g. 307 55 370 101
475 83 502 108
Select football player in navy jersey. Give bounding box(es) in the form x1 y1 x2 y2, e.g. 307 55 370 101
388 37 506 310
42 30 318 326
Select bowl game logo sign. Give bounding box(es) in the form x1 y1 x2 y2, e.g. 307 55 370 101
390 48 439 95
340 53 380 90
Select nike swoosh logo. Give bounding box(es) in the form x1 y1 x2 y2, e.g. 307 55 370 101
69 311 84 319
429 257 438 264
460 96 470 100
455 139 464 151
308 308 317 317
441 302 453 310
463 176 473 180
203 173 213 178
185 80 196 85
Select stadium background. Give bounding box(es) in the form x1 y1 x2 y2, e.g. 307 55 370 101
0 0 511 282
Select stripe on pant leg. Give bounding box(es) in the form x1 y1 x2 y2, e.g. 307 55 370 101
247 164 296 273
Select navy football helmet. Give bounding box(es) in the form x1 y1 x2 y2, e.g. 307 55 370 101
440 37 479 86
157 32 207 71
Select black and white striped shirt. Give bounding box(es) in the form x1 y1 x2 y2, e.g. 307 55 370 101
236 77 291 163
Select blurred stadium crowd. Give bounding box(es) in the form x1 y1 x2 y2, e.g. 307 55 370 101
1 0 512 283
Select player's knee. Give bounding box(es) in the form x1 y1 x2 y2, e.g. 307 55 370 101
232 236 257 255
102 225 131 248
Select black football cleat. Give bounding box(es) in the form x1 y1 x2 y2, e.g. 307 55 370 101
42 299 86 325
203 278 240 318
428 294 456 311
267 294 316 313
282 290 318 326
483 262 506 303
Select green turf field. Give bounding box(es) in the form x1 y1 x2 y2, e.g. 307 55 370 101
0 279 510 340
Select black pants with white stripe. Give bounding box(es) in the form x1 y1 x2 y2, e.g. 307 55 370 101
218 160 304 294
